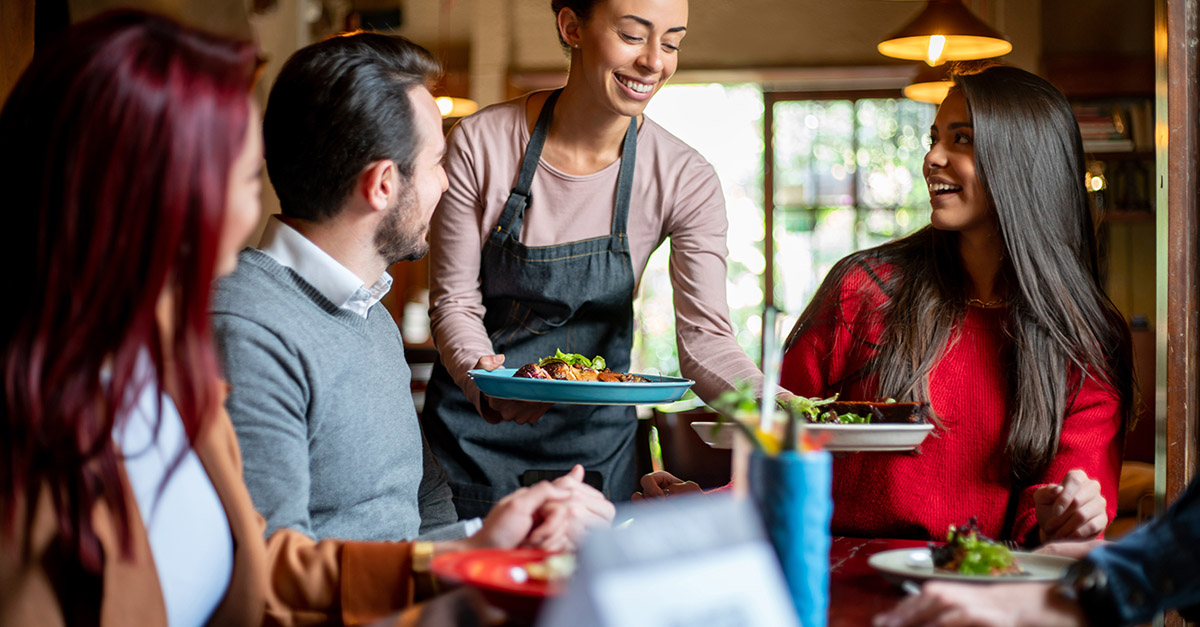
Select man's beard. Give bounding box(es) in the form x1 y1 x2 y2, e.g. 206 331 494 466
375 188 428 265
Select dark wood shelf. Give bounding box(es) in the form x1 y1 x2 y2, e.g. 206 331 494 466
1085 150 1155 161
1099 209 1155 223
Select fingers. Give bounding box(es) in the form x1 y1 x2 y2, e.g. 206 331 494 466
1044 471 1105 539
474 354 506 371
1034 538 1108 559
638 471 683 498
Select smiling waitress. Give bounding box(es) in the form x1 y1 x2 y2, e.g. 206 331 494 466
421 0 764 518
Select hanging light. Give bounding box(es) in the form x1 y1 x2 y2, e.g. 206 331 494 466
903 63 953 104
436 96 478 118
435 0 479 119
878 0 1012 67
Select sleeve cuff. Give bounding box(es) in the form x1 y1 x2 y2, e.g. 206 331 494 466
339 541 416 626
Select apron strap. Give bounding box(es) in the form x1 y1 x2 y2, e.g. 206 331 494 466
610 116 637 237
495 89 561 237
494 89 637 240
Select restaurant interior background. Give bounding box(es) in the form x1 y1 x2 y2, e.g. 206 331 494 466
3 0 1193 534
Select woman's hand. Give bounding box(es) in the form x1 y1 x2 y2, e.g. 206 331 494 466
630 471 703 500
1034 468 1108 542
872 581 1086 627
1034 538 1108 560
473 354 552 425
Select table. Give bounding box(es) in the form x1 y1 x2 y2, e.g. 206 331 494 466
829 536 928 626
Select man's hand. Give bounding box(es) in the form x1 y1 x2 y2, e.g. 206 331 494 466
463 481 572 552
472 354 552 425
1035 469 1108 542
456 466 615 553
872 581 1086 627
631 471 703 500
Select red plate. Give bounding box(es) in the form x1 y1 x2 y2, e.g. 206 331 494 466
432 548 564 618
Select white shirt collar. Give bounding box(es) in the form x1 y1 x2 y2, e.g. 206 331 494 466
256 216 392 318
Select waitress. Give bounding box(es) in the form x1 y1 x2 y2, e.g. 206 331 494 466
422 0 763 518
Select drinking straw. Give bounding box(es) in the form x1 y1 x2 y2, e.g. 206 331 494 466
760 306 781 436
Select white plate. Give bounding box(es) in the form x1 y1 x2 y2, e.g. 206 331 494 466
689 421 934 452
868 547 1075 583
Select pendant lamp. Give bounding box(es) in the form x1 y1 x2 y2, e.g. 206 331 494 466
435 0 479 119
903 63 953 104
878 0 1011 67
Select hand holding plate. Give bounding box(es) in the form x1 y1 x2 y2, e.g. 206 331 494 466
472 354 552 424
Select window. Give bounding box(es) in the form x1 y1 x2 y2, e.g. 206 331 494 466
633 85 933 375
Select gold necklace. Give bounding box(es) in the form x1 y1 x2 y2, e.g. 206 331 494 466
965 297 1007 308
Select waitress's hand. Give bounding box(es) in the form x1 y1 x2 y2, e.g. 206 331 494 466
473 354 552 425
1034 468 1108 542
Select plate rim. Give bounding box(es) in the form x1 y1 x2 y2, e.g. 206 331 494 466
689 420 934 451
468 367 694 387
866 547 1076 583
432 547 561 599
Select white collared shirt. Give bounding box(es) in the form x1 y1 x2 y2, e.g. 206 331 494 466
257 216 392 318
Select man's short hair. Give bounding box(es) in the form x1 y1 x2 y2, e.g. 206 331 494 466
263 32 441 222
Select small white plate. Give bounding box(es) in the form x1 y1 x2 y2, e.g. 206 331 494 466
689 421 934 452
868 548 1075 584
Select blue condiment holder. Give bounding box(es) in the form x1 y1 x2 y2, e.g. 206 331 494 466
748 449 832 627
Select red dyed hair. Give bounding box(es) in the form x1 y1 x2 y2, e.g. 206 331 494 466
0 11 257 572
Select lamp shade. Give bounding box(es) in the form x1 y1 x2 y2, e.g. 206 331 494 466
878 0 1011 66
903 63 953 104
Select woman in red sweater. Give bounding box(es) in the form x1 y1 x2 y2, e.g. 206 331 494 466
639 65 1133 547
776 64 1133 546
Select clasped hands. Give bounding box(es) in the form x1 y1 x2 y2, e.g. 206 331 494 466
456 465 615 554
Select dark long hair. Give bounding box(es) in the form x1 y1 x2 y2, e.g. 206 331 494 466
785 65 1134 480
263 31 440 222
0 11 257 572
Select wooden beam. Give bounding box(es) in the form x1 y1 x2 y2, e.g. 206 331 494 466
1164 0 1199 508
0 0 34 105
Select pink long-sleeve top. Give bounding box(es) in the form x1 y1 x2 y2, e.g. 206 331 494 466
428 93 761 411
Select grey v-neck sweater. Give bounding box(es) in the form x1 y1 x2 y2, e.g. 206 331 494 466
211 249 460 542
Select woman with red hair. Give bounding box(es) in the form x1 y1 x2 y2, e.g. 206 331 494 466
0 11 582 625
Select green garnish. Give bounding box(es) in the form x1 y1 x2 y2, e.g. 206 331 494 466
539 349 606 371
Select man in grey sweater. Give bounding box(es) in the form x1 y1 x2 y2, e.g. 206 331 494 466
212 33 611 545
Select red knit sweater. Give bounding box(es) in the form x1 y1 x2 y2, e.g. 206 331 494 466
779 260 1124 545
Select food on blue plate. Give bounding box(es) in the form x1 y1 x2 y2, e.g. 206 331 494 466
930 518 1022 575
514 349 649 383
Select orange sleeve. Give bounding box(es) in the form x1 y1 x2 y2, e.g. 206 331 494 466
204 404 421 627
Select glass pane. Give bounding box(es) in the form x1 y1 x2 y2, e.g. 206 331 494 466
633 84 766 374
772 97 934 317
774 100 855 208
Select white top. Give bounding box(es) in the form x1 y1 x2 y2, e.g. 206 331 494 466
258 216 393 318
113 356 233 626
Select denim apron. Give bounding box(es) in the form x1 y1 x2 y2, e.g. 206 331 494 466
423 90 638 519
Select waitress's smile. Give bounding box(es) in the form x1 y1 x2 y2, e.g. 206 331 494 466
615 73 655 99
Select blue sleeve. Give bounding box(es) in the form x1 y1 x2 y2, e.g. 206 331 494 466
1084 478 1200 625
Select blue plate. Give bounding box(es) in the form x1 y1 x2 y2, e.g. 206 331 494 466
468 368 694 406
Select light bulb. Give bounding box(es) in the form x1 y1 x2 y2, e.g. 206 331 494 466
436 97 454 117
925 35 947 66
